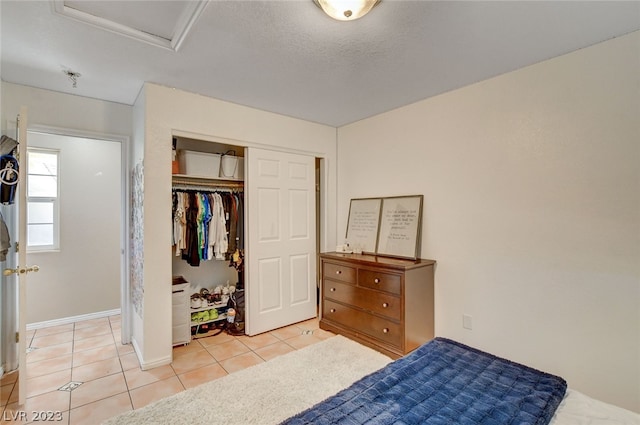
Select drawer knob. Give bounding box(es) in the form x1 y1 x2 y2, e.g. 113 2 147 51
330 287 336 292
374 278 380 284
330 308 336 313
382 302 389 308
336 270 342 275
382 328 389 333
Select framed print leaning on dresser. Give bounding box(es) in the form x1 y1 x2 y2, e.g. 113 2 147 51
376 195 423 260
345 197 382 254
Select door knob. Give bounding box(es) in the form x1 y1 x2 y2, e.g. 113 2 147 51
3 265 40 276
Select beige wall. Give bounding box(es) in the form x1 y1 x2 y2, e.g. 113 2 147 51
133 83 337 368
1 83 132 137
337 32 640 412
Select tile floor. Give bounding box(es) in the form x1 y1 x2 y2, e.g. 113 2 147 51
1 314 334 424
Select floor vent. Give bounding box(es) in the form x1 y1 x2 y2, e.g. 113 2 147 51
58 381 83 392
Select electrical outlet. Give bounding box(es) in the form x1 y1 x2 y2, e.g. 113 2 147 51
463 314 473 330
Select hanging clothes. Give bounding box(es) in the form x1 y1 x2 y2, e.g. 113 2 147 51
235 193 244 251
0 212 10 262
0 155 19 205
182 192 201 266
172 188 242 266
213 192 228 260
227 193 237 254
173 192 186 256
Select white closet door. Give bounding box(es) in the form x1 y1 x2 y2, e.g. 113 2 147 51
246 148 316 335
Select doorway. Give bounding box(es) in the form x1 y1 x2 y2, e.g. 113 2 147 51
23 128 128 334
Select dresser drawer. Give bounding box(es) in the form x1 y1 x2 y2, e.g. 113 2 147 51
323 261 356 284
323 280 401 321
358 269 402 295
323 300 402 348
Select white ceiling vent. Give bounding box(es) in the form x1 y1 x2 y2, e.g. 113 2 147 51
51 0 208 51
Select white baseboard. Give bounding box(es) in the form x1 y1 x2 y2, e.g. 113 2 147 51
140 355 172 371
26 308 122 331
131 336 171 371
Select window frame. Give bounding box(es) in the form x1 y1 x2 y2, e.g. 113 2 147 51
26 147 60 252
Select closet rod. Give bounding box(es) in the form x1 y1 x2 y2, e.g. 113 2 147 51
172 177 244 192
172 184 242 193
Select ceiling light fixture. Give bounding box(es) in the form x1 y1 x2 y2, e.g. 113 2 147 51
313 0 380 21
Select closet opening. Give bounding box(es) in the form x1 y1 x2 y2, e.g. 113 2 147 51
171 135 324 341
171 136 245 343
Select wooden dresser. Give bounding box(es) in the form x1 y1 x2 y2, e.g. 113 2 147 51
319 252 436 358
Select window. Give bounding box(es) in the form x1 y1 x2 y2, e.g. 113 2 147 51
27 148 60 251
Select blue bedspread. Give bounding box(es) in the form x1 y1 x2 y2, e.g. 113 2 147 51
283 338 567 425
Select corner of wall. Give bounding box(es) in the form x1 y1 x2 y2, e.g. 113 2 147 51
130 310 144 364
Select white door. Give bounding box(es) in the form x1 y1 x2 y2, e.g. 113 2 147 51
246 148 316 335
1 106 38 405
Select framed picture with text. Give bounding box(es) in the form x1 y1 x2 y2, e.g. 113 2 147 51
345 197 382 254
376 195 423 259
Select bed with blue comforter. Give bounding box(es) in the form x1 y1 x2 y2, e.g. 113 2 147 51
283 337 567 425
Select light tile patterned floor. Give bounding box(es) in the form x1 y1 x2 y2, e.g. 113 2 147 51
0 315 333 424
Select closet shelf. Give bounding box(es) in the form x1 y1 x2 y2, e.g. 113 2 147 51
190 302 227 313
172 174 243 186
191 314 227 326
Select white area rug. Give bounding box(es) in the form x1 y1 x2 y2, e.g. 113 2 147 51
103 335 392 425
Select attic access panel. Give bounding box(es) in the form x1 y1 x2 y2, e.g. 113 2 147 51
52 0 207 51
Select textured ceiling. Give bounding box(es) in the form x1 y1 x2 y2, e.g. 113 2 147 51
1 1 639 127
